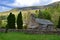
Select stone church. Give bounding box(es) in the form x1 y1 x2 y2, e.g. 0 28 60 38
27 14 54 31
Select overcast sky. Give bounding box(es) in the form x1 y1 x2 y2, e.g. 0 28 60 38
0 0 60 12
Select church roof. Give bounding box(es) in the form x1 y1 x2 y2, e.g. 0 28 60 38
35 18 53 25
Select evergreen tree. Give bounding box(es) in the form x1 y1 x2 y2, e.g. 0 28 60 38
7 12 15 29
57 16 60 28
17 12 23 29
12 14 15 28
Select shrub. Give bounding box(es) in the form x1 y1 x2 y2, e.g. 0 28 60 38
24 24 27 29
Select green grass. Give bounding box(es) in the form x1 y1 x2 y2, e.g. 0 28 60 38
0 32 60 40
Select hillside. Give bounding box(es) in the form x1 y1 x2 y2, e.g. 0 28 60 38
0 1 60 27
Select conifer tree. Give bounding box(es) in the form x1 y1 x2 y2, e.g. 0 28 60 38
7 12 15 29
12 14 15 28
17 12 23 29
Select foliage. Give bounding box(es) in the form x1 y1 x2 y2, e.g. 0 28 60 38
42 10 51 20
7 12 15 29
0 16 7 20
17 12 23 29
0 20 2 27
57 16 60 28
35 10 39 18
38 10 44 19
0 16 6 20
38 10 51 20
23 24 27 29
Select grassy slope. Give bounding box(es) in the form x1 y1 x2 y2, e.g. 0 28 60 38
0 9 39 27
41 3 60 26
0 32 60 40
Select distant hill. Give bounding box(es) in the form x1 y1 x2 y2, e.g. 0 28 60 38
10 1 60 11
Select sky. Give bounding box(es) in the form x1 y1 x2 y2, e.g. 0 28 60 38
0 0 60 12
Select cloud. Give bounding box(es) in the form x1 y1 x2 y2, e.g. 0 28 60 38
1 0 60 7
9 0 52 7
52 0 60 2
39 0 52 5
8 0 40 7
0 6 12 12
0 0 60 12
9 0 60 7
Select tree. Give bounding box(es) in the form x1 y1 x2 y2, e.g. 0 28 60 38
0 20 2 27
35 10 39 18
38 10 51 20
17 12 23 29
0 16 2 27
43 11 51 20
35 10 38 13
7 12 15 29
12 14 15 28
57 16 60 28
46 13 51 20
38 10 44 19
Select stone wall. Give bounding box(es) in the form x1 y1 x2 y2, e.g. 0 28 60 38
0 29 60 34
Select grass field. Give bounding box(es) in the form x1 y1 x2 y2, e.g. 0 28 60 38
0 32 60 40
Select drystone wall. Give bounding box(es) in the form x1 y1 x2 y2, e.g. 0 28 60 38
0 29 60 34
